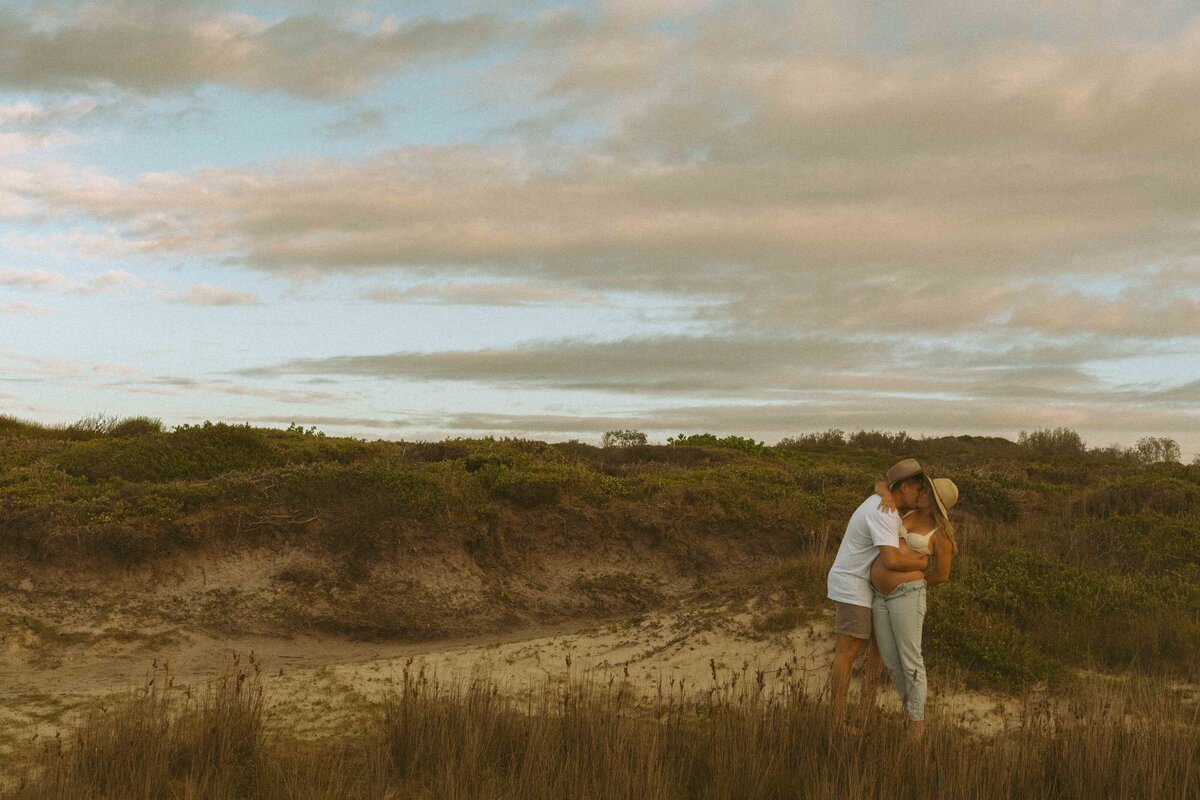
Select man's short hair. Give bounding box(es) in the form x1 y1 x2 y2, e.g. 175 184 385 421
890 473 926 491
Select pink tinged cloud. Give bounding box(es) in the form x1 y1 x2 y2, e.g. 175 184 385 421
0 300 54 316
170 284 261 306
76 269 144 294
0 8 507 98
361 281 609 307
0 267 72 291
1008 290 1200 337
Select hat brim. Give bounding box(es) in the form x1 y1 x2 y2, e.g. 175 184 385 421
927 475 950 520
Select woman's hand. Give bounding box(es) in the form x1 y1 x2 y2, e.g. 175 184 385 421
875 480 897 512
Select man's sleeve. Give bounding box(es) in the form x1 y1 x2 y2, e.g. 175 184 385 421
865 505 901 548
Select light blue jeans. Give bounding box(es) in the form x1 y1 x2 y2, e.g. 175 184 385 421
872 579 927 721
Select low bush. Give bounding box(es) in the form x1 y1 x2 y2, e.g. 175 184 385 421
473 460 580 509
928 551 1200 685
1066 511 1200 574
949 473 1019 522
667 432 768 455
3 418 1199 693
1080 472 1200 517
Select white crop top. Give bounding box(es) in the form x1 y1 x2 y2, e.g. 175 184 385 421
903 529 936 556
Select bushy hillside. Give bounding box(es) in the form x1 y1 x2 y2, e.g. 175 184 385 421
1 415 1197 688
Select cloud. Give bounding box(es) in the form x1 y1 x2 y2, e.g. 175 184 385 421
360 280 609 307
2 1 1198 455
1008 288 1200 337
238 333 1156 407
0 6 507 98
0 300 55 316
115 376 339 404
0 348 85 378
544 19 677 99
321 107 387 139
1150 379 1200 404
227 331 1200 455
76 269 145 294
604 0 714 24
240 334 874 394
0 98 100 126
0 267 72 291
169 283 261 306
0 267 148 297
22 74 1200 339
238 414 412 430
376 395 1200 452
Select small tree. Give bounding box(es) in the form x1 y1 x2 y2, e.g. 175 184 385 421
602 429 647 448
1091 442 1136 462
847 429 914 453
1017 427 1086 456
1134 436 1181 464
667 433 766 454
110 416 164 436
778 429 846 448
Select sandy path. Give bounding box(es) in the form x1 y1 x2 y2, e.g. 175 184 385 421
0 600 1021 772
255 605 1020 738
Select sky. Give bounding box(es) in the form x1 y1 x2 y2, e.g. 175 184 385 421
1 0 1199 456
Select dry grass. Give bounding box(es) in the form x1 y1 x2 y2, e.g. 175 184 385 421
7 663 1196 800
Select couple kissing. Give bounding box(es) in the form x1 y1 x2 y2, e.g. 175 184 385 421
826 458 960 737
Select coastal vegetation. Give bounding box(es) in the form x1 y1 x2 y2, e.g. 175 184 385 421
2 414 1197 796
1 414 1196 688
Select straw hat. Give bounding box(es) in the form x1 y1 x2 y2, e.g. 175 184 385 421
930 477 959 519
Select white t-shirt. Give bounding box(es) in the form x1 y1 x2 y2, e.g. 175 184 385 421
826 495 903 608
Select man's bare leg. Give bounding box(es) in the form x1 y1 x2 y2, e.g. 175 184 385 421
830 633 865 725
855 636 883 722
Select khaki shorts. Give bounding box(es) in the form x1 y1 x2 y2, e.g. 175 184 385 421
833 601 872 640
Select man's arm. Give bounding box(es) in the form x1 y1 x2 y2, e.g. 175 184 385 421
876 544 929 572
864 501 928 571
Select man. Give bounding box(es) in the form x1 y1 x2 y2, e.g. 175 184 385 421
826 458 930 727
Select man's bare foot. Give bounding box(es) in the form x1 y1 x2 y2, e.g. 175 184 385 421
906 720 925 741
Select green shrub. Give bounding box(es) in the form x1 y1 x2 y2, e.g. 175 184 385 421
5 417 1200 690
58 424 273 481
951 474 1018 522
777 429 846 449
1068 511 1200 573
475 461 574 508
1082 473 1200 517
1022 460 1094 487
928 551 1200 684
927 589 1056 688
0 415 55 438
667 433 768 455
109 416 165 436
1018 427 1087 456
602 429 648 447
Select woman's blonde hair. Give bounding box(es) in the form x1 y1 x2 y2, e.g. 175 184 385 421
934 502 957 553
919 474 957 553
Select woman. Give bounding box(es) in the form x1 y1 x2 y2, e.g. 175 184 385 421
869 474 958 736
